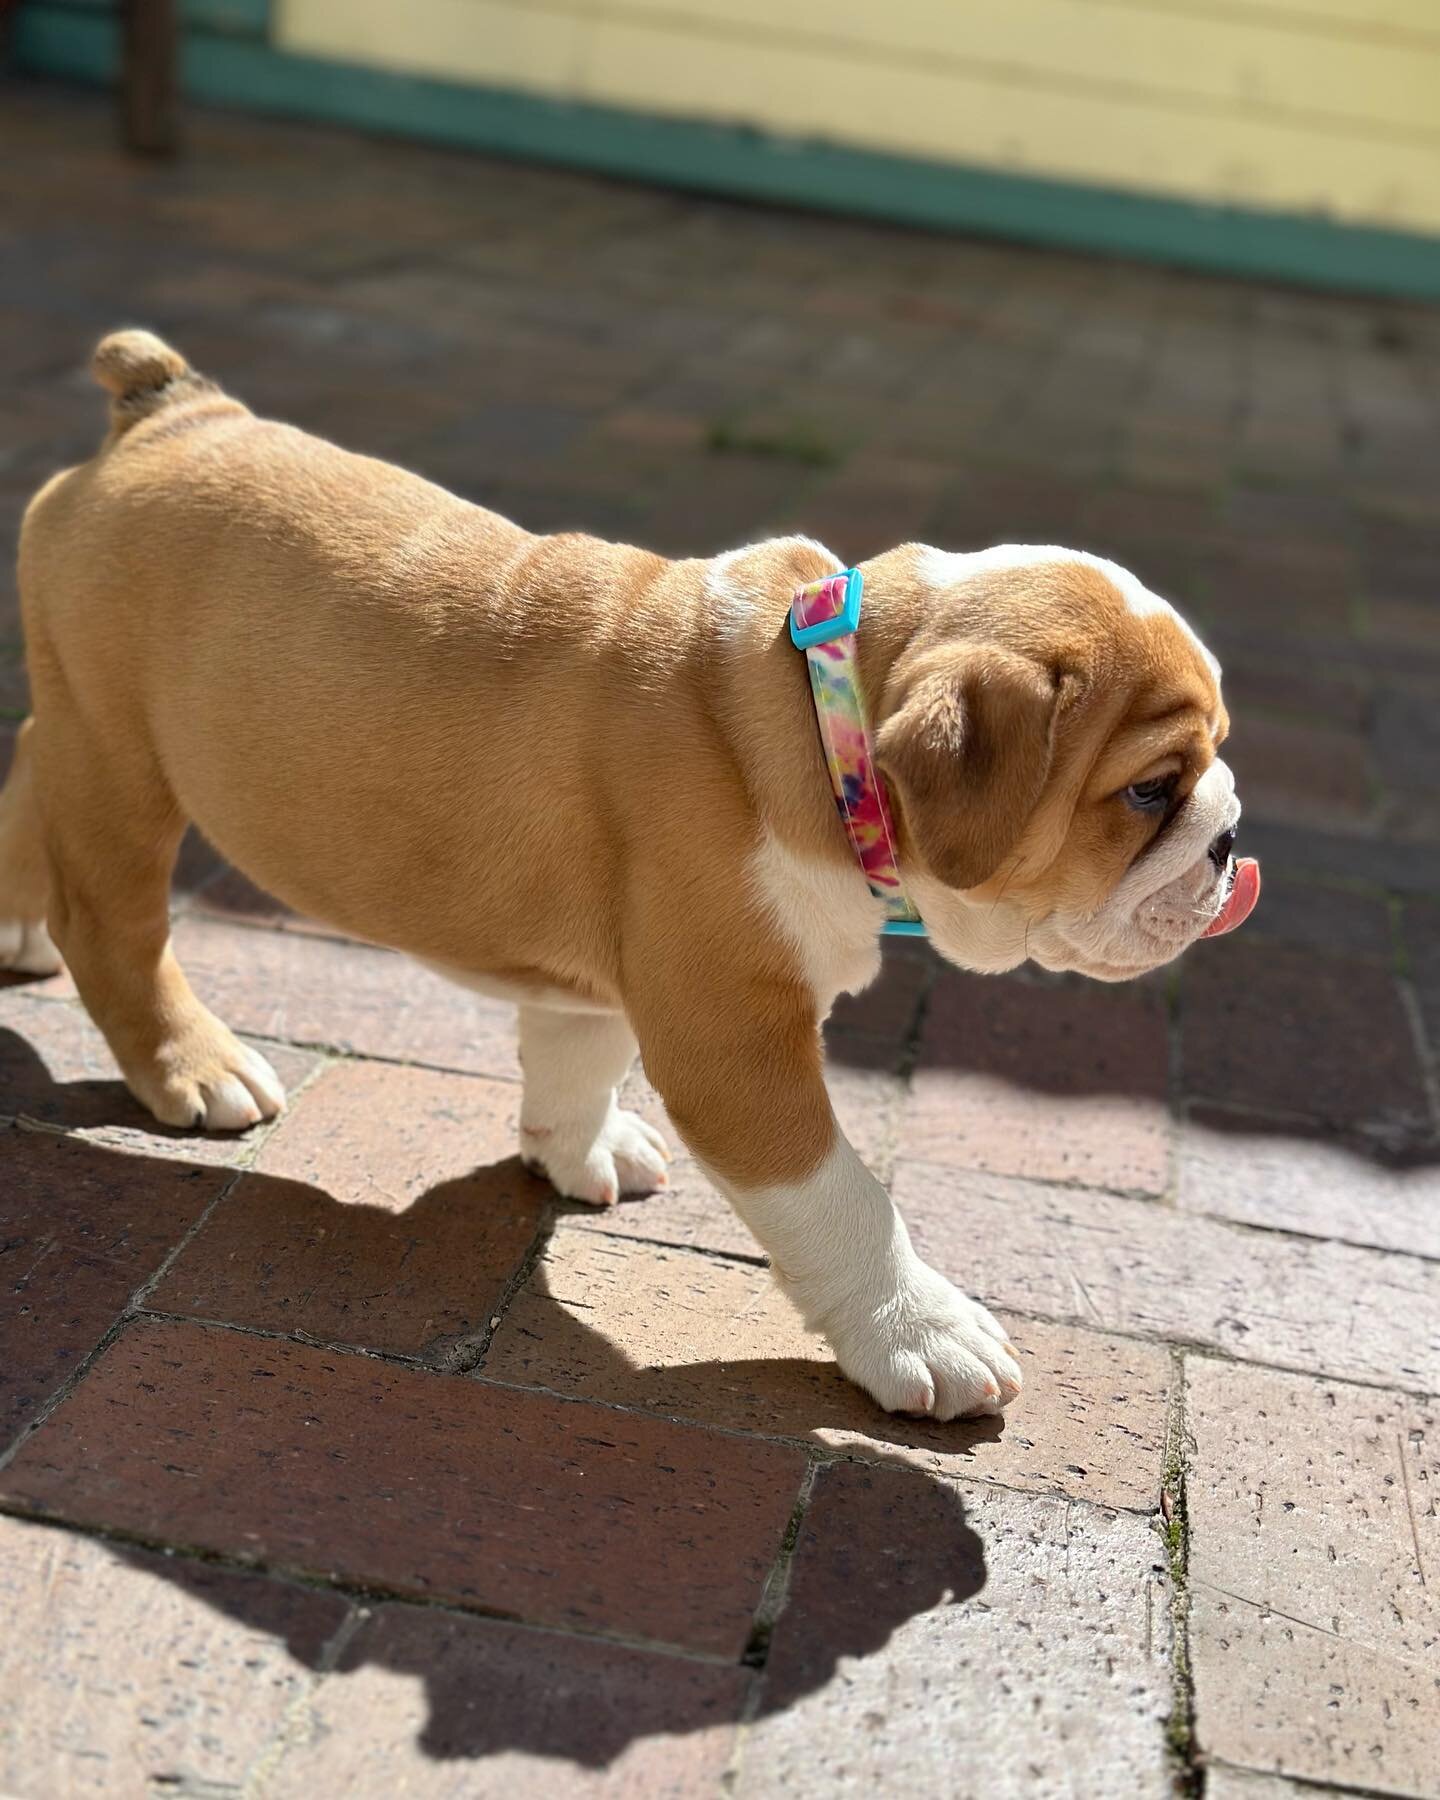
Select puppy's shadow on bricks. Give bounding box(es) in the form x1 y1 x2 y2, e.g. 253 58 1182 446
0 1027 991 1772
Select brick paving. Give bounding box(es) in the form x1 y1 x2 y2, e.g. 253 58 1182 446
1 77 1439 1800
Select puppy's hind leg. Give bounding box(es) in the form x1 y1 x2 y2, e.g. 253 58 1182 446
517 1005 670 1208
34 712 285 1131
0 718 63 975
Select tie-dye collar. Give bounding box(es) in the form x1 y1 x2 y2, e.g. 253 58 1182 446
790 569 926 937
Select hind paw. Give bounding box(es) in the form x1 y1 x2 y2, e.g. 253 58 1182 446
0 918 64 977
134 1023 287 1132
522 1106 671 1208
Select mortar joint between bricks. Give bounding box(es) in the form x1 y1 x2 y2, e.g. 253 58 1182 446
893 945 942 1083
451 1202 562 1377
1158 1347 1202 1797
0 1307 137 1480
1386 891 1409 982
738 1457 821 1678
134 1307 435 1371
1395 976 1440 1143
724 1458 824 1791
147 1780 242 1799
128 1161 259 1318
241 1606 369 1800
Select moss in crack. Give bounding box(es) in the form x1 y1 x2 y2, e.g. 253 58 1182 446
1160 1373 1202 1795
705 418 842 468
740 1463 818 1671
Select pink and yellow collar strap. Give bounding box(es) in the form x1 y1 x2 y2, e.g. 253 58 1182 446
790 568 926 938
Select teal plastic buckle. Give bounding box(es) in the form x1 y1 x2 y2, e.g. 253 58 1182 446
789 567 863 649
882 919 928 938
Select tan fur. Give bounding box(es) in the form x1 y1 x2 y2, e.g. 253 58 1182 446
4 333 1224 1183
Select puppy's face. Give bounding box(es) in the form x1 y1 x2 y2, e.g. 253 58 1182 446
868 546 1253 981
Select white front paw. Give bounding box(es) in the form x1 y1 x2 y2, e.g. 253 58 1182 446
820 1262 1023 1421
522 1105 671 1209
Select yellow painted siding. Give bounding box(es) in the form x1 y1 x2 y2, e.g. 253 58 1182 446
276 0 1440 232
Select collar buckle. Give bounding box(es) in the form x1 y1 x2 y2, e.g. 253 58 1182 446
789 568 863 648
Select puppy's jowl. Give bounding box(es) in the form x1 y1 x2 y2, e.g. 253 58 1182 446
0 331 1258 1421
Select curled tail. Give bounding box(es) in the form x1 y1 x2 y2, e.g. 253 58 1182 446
92 329 213 436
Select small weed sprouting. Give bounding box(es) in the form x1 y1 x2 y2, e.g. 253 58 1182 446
705 419 842 468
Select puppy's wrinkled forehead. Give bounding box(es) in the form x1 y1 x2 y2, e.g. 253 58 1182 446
914 544 1223 730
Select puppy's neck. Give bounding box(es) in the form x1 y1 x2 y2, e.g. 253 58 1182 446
704 537 912 886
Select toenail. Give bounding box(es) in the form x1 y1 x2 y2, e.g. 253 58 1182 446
1003 1341 1019 1356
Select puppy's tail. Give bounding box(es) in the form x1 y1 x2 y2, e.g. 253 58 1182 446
91 329 211 437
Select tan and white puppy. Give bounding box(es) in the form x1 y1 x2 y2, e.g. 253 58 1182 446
0 332 1255 1422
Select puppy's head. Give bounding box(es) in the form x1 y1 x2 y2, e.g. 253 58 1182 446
864 544 1255 981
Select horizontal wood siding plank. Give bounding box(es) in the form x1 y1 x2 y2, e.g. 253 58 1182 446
583 19 1440 229
281 0 579 91
281 0 1440 136
581 0 1440 84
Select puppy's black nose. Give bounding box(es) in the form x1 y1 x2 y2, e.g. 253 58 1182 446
1209 826 1237 868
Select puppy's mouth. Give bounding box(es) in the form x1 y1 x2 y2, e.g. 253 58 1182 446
1200 854 1261 939
1025 838 1261 982
1132 838 1261 954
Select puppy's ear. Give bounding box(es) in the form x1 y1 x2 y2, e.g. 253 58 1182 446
875 646 1061 890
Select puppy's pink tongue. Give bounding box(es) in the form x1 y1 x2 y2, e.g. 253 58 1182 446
1202 857 1261 939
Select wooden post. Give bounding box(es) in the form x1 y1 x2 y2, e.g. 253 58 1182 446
121 0 179 156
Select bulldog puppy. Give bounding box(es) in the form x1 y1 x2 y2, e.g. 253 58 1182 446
0 331 1257 1421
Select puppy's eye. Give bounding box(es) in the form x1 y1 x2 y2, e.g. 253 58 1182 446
1124 776 1175 810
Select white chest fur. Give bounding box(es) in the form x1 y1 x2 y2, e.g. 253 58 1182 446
747 831 885 1019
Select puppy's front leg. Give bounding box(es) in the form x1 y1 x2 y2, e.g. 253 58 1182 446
724 1134 1023 1419
636 995 1022 1420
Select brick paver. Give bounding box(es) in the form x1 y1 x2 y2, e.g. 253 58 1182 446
2 77 1438 1800
149 1061 547 1357
267 1605 750 1798
1179 1107 1440 1258
0 1514 350 1798
489 1231 1173 1512
0 1318 805 1656
740 1463 1173 1796
486 1226 1172 1510
1238 874 1393 961
1181 941 1430 1139
907 969 1172 1193
895 1162 1440 1392
0 1130 231 1449
1187 1358 1439 1797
